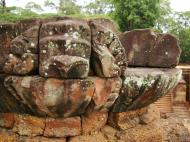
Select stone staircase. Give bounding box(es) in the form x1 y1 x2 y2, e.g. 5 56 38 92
154 92 173 114
154 92 190 133
173 104 190 133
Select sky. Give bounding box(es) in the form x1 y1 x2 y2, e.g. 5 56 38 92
6 0 190 12
170 0 190 11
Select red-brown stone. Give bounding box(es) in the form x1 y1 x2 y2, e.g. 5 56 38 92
139 104 160 125
1 19 40 75
13 114 45 137
89 20 127 77
0 23 19 73
68 132 107 142
39 19 91 79
0 113 15 129
119 29 181 68
90 77 122 111
0 130 18 142
44 117 81 138
19 137 66 142
4 76 95 118
82 102 108 134
91 77 122 111
89 18 118 33
0 74 32 114
108 107 147 130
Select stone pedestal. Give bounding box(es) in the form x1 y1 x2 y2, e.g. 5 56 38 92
0 18 185 141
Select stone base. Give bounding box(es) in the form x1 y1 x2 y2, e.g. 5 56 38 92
0 123 162 142
0 105 190 142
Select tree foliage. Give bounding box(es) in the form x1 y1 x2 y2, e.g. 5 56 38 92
60 0 80 15
0 1 43 22
25 2 43 12
168 12 190 63
44 0 57 9
178 28 190 63
109 0 160 31
0 0 5 7
156 0 190 63
44 0 81 15
0 7 40 22
156 0 172 31
0 0 6 13
83 0 112 15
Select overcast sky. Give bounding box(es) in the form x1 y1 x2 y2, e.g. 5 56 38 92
6 0 190 12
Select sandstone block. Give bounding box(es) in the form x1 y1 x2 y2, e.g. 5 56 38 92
89 20 127 77
4 76 95 117
0 74 32 114
108 107 147 130
17 19 41 32
3 53 38 75
68 132 107 142
0 23 19 73
0 113 15 129
90 18 118 33
19 137 66 142
2 20 40 75
101 125 118 142
0 130 18 142
39 19 91 78
139 104 160 124
112 68 182 112
82 106 108 134
120 29 181 67
13 114 45 137
90 77 122 111
120 122 163 142
44 117 81 138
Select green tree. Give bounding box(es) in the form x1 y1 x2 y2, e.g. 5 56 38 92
109 0 160 31
0 0 6 13
25 2 43 12
59 0 81 15
44 0 57 10
84 0 112 15
178 28 190 63
157 2 190 63
44 0 81 15
0 0 5 7
156 0 172 31
0 7 40 23
170 12 190 63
